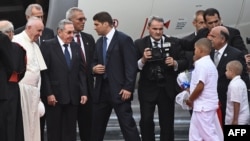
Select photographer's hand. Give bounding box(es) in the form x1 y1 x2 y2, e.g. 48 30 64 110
165 57 176 66
142 48 152 64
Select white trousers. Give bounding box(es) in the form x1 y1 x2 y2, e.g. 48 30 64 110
189 110 223 141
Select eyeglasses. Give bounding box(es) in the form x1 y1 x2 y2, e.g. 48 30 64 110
77 17 87 21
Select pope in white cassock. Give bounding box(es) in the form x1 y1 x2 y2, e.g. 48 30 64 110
12 17 46 141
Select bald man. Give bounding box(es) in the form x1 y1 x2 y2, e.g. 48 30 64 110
207 26 249 125
12 17 47 141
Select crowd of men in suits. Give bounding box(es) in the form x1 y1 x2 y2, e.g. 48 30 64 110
0 3 250 141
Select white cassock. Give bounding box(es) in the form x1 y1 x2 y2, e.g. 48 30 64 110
13 31 47 141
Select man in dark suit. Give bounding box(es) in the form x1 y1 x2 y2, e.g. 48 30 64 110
13 4 54 141
0 21 26 141
91 11 141 141
66 7 95 141
208 26 249 125
135 16 188 141
40 19 88 141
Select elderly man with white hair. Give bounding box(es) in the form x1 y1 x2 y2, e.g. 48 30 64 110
12 17 46 141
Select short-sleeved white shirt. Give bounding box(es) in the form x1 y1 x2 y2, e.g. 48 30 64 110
225 76 250 125
190 55 219 111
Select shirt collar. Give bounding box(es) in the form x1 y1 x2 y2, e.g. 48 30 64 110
23 30 33 43
74 32 81 37
57 35 68 47
105 27 115 41
194 55 211 65
231 75 241 82
150 36 165 45
215 43 227 54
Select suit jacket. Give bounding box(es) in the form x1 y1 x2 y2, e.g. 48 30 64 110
135 35 188 100
210 45 249 112
40 37 87 105
0 32 26 100
182 32 196 43
14 26 54 44
79 32 95 95
182 32 196 69
92 30 137 104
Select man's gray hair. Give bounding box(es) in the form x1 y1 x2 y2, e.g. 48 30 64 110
25 3 43 16
57 19 73 30
65 7 83 20
148 16 164 26
0 20 14 33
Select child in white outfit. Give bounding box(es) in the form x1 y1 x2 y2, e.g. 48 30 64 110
186 38 223 141
225 60 250 125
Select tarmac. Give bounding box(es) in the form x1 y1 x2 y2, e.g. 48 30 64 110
101 89 190 141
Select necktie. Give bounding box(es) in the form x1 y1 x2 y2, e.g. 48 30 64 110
153 41 158 48
76 34 87 66
75 34 81 46
63 44 71 68
103 36 107 65
214 51 220 67
102 37 107 78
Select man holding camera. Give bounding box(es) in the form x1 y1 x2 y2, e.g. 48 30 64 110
135 16 188 141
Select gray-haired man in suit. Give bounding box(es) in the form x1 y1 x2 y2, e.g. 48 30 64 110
40 19 88 141
66 7 95 141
